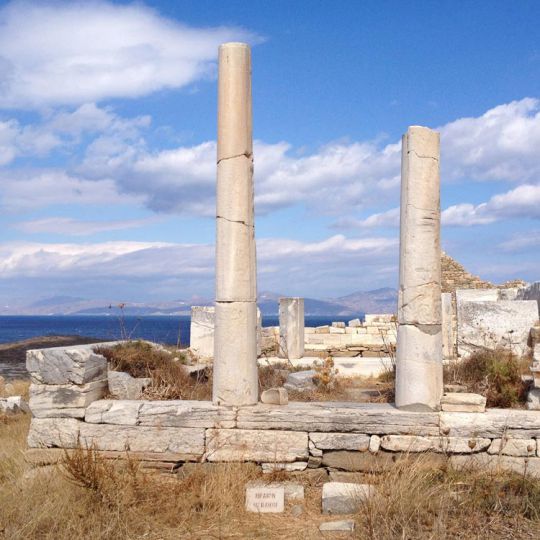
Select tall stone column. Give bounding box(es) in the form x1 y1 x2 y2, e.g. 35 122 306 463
395 126 443 411
213 43 258 406
279 297 305 359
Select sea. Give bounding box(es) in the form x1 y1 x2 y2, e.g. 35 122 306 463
0 314 356 346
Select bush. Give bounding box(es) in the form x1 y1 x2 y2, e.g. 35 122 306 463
96 341 212 401
444 349 530 408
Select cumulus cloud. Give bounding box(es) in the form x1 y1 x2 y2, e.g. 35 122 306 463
0 1 258 108
441 98 540 183
442 184 540 226
0 103 150 165
73 97 540 221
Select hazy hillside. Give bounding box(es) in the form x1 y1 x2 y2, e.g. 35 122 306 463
1 289 398 317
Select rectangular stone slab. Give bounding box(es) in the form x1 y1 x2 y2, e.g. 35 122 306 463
26 342 118 384
85 399 236 428
29 380 107 414
27 417 81 448
309 433 370 451
440 409 540 438
78 423 204 457
27 417 204 458
380 435 490 453
237 402 440 435
449 454 540 479
206 429 308 462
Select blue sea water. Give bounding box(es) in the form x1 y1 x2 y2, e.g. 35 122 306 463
0 315 354 346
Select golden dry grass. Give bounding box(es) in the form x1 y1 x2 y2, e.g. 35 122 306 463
1 413 540 538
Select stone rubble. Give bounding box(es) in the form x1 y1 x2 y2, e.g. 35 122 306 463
322 482 374 514
284 370 316 392
107 370 151 400
0 395 30 414
440 392 486 413
260 387 288 405
319 520 355 532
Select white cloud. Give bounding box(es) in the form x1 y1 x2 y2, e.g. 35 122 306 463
333 208 400 229
440 98 540 183
0 234 398 299
442 184 540 226
71 97 540 222
0 103 150 165
12 216 160 236
0 1 259 108
499 231 540 252
0 169 144 211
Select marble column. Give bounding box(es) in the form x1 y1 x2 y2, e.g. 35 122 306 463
213 43 258 406
279 297 305 359
395 126 443 411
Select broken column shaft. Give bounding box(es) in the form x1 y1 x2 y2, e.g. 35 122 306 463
395 126 443 411
279 297 305 360
213 42 258 406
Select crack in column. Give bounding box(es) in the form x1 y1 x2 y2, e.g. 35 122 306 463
216 215 253 226
408 149 439 162
217 151 253 164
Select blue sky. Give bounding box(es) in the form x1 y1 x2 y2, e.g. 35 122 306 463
0 0 539 306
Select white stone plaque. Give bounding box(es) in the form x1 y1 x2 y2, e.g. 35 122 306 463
245 486 285 513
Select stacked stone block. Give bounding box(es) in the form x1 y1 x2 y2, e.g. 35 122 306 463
26 343 111 419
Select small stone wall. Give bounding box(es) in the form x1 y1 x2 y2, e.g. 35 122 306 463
301 315 396 356
25 343 540 478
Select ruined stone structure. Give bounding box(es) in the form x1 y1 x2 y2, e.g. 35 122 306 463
24 42 540 480
213 43 258 406
395 127 443 411
441 252 494 293
25 342 540 477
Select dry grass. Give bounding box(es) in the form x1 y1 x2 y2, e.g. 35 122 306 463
0 379 30 400
101 342 356 402
97 341 212 400
356 455 540 539
2 414 540 538
444 348 531 408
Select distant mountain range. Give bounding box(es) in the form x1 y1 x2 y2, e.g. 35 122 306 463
1 288 398 317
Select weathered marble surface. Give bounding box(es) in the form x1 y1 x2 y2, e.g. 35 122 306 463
487 438 537 457
380 435 490 453
322 482 374 514
396 126 443 411
440 392 486 413
27 417 204 458
440 409 540 438
29 380 107 418
309 433 370 451
279 297 305 360
237 402 440 435
26 342 117 384
85 399 236 428
206 428 308 462
457 300 538 358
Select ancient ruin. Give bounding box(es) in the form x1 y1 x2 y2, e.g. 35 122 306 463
23 43 540 482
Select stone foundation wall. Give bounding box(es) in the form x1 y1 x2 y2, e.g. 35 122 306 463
25 343 540 478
